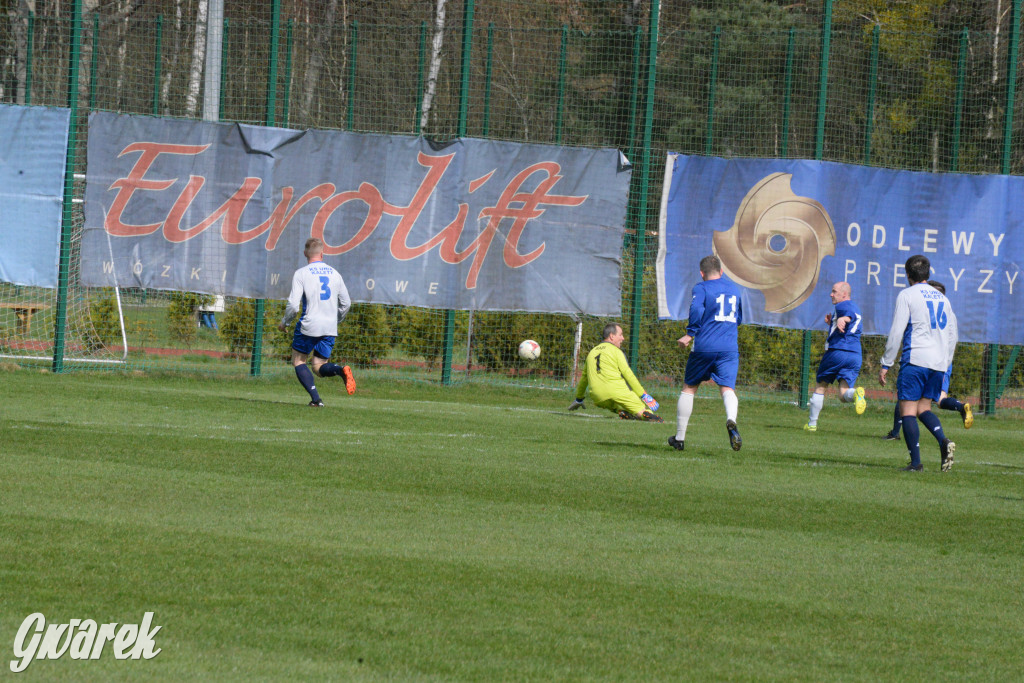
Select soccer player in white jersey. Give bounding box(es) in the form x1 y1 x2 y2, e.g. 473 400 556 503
278 237 356 406
880 255 959 472
883 280 973 440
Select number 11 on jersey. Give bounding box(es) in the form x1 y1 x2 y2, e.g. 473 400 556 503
714 293 737 323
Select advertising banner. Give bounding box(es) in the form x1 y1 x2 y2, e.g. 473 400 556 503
82 112 631 315
657 153 1023 345
0 103 71 288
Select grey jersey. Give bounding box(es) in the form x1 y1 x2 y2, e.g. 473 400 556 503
281 260 351 337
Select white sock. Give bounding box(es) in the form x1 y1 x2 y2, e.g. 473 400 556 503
808 392 825 426
840 388 855 402
722 389 738 423
676 392 694 439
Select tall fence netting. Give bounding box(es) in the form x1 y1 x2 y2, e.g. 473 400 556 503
0 1 1021 411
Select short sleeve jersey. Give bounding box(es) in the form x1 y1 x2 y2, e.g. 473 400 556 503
282 261 351 337
881 282 958 372
824 299 863 354
686 276 742 354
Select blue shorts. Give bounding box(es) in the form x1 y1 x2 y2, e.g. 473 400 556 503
292 328 336 359
941 366 952 395
815 349 861 386
684 350 739 388
897 364 944 402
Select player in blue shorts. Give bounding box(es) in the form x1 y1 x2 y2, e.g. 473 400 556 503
669 255 743 452
883 280 973 439
804 281 866 431
278 238 357 406
880 256 959 472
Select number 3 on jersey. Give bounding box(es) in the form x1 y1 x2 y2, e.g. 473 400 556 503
714 293 738 323
319 276 331 301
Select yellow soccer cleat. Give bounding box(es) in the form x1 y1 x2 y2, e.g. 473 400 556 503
961 402 973 429
803 423 817 432
855 386 867 415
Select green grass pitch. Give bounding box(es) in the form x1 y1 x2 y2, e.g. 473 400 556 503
1 369 1022 680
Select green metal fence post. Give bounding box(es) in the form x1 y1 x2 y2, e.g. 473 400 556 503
25 13 34 104
347 21 358 130
627 23 642 162
951 27 968 171
251 0 282 378
782 27 794 157
153 15 162 115
815 0 832 160
283 19 294 126
705 26 720 156
89 12 99 109
52 0 83 373
801 0 833 408
626 0 660 367
441 0 475 385
985 0 1023 414
556 25 568 143
864 24 879 164
416 21 426 134
483 22 494 136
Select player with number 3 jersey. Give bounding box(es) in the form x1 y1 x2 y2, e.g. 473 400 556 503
669 254 744 453
279 237 356 406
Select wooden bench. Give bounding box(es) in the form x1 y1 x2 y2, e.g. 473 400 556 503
0 302 50 334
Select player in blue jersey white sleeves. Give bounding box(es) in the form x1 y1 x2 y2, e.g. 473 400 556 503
669 255 743 452
278 237 357 406
880 255 959 472
804 281 866 432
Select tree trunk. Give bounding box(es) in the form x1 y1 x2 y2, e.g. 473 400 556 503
160 0 185 114
184 0 209 117
419 0 448 132
4 1 34 104
301 0 340 120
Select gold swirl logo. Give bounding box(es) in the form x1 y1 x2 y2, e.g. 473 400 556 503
712 172 835 313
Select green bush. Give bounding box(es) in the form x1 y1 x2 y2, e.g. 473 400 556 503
398 307 465 368
87 288 122 351
167 292 212 346
332 303 392 367
473 311 578 379
218 298 290 359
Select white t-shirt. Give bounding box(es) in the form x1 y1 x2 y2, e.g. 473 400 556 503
881 282 958 372
281 260 351 337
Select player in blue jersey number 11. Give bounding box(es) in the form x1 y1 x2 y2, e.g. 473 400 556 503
669 255 743 452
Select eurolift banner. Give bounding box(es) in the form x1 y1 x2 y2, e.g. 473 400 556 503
81 112 632 316
0 103 71 288
656 153 1024 346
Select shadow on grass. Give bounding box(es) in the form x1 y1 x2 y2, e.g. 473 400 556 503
775 453 903 470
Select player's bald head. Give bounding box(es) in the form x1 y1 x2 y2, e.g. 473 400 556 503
827 282 851 305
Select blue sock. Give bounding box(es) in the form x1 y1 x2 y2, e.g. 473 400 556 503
901 415 921 467
918 410 946 444
318 363 344 378
938 396 961 412
891 404 902 436
295 364 321 402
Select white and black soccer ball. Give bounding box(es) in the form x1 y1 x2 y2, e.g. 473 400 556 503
518 339 541 361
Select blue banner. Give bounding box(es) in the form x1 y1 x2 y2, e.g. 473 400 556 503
82 112 631 316
0 103 70 288
657 154 1024 345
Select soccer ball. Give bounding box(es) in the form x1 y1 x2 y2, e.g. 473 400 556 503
518 339 541 361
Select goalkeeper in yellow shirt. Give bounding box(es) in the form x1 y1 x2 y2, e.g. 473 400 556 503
568 323 663 422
